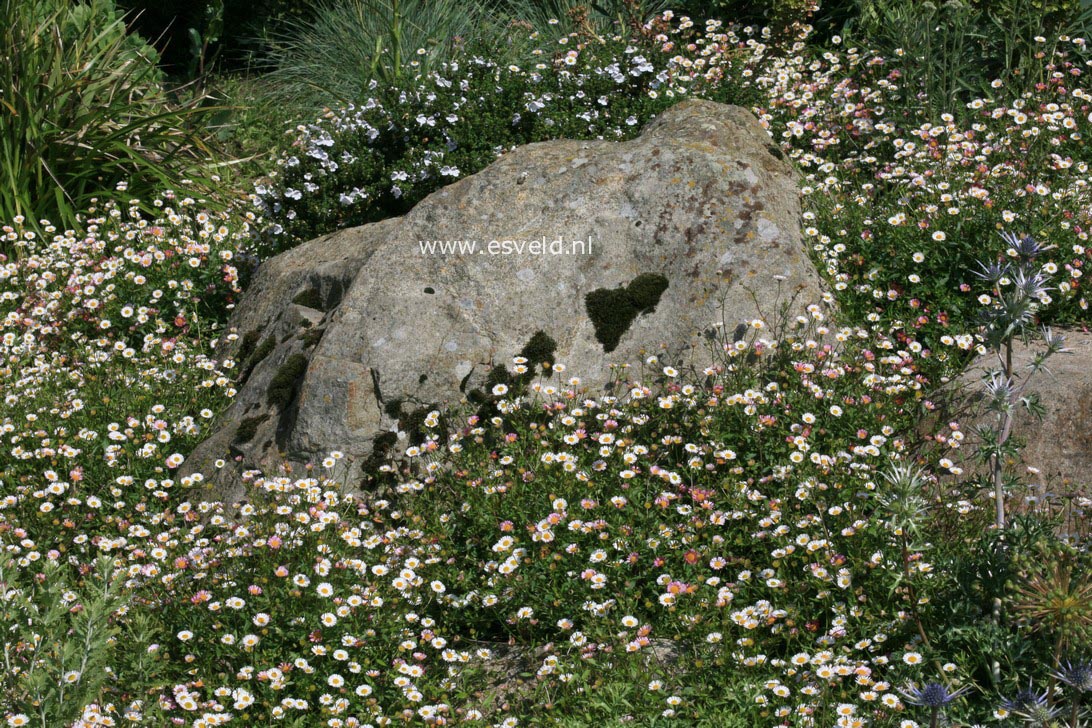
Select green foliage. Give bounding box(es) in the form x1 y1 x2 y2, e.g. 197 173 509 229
199 73 311 189
398 405 441 445
1009 540 1092 656
832 0 1092 113
383 397 406 420
0 554 128 727
674 0 817 36
977 0 1092 94
60 0 164 73
929 512 1090 706
585 273 669 352
759 22 1092 335
0 0 225 245
485 364 512 387
299 327 324 347
500 0 674 49
262 0 682 109
218 0 325 66
846 0 989 119
186 0 224 81
235 330 261 366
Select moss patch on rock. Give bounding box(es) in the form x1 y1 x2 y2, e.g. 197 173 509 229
360 430 399 487
518 330 557 376
266 353 309 408
585 273 669 352
383 397 404 420
299 328 324 348
236 329 260 364
292 286 324 311
485 364 511 388
233 414 270 445
399 406 433 445
461 331 559 441
237 334 276 386
250 336 275 365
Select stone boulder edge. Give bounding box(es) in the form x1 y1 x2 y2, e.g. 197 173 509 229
952 328 1092 497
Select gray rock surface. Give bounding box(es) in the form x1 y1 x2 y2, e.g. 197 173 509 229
956 328 1092 495
186 100 824 494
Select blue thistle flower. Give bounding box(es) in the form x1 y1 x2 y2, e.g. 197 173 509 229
1053 659 1092 693
1003 686 1048 711
1002 686 1060 724
899 681 971 707
974 258 1009 284
999 231 1047 260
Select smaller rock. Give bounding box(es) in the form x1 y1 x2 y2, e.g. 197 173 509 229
954 328 1092 496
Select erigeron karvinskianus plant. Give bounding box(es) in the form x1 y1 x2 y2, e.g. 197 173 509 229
972 231 1069 530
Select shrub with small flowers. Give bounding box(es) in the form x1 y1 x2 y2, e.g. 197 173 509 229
254 15 756 254
0 197 253 727
749 26 1092 342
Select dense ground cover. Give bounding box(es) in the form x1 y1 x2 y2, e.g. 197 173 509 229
2 2 1091 726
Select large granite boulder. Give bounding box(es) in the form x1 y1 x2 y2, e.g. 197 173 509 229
187 100 824 492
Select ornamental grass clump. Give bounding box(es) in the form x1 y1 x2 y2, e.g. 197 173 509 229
263 0 496 107
0 0 225 249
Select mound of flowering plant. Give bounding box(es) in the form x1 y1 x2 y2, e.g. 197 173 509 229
746 30 1092 337
0 198 256 724
0 199 250 551
75 307 988 726
254 14 755 255
0 202 1084 723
